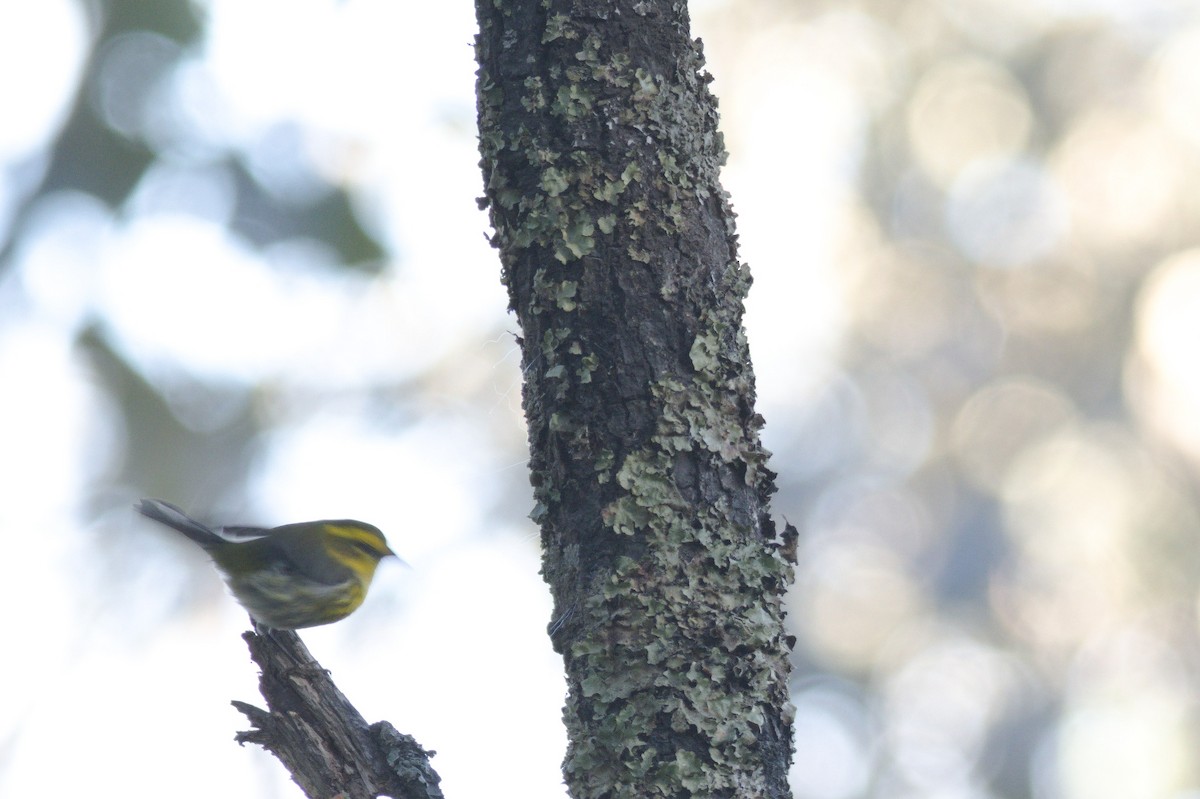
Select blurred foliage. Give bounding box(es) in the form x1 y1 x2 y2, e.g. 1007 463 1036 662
4 0 1200 798
699 1 1200 797
1 0 392 508
1 0 383 274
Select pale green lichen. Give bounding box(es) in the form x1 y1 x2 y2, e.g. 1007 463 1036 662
543 13 575 42
479 9 791 796
478 6 726 270
576 34 602 63
521 76 547 110
576 351 599 383
555 280 578 311
541 326 570 356
560 214 596 261
594 448 615 482
627 246 651 263
552 83 594 118
688 330 721 374
541 166 570 196
575 356 792 794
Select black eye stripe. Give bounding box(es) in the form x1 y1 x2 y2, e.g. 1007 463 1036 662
353 539 382 556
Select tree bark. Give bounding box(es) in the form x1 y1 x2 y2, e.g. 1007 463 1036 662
474 2 797 797
233 628 443 799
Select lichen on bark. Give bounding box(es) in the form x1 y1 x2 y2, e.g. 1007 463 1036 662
475 1 796 796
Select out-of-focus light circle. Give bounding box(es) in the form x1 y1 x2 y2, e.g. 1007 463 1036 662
996 425 1183 655
789 681 872 799
945 157 1067 268
91 32 182 141
850 243 960 358
794 536 926 671
1131 248 1200 462
951 377 1075 494
1051 110 1183 250
974 257 1099 334
0 0 87 161
884 634 1020 787
907 57 1032 187
1150 27 1200 151
1055 658 1196 799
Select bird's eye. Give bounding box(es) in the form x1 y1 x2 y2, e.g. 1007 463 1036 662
353 539 381 557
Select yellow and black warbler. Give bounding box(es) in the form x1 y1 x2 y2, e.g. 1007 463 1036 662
136 498 396 630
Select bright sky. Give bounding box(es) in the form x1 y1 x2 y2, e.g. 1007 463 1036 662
3 1 1199 798
0 2 569 797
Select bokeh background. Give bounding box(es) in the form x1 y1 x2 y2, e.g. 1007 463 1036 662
3 0 1199 797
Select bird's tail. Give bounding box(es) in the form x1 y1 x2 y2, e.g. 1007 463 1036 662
136 499 223 550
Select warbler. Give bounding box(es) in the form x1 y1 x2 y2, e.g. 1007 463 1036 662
136 498 396 630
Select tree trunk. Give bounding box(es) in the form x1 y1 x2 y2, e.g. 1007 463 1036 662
474 1 796 797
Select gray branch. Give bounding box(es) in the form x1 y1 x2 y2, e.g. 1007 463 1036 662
232 627 443 799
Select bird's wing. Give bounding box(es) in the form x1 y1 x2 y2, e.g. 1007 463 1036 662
244 530 352 586
217 525 272 542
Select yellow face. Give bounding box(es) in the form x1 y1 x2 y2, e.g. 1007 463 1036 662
320 522 396 582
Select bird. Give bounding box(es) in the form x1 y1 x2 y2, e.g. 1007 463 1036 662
136 498 396 630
